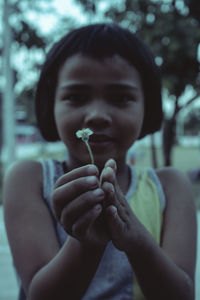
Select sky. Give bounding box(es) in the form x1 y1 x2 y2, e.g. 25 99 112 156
25 0 108 34
34 0 189 33
28 0 87 33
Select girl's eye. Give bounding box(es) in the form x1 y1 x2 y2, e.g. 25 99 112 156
110 94 136 105
62 94 88 103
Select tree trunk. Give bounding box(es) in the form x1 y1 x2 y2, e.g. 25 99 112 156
2 0 16 171
162 118 176 166
151 134 158 168
0 97 2 204
162 92 199 167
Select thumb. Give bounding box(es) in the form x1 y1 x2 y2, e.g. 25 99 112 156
106 205 122 232
105 205 126 251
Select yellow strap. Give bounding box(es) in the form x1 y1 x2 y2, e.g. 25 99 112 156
129 167 163 299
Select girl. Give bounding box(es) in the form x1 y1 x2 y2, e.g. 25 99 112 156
3 23 197 300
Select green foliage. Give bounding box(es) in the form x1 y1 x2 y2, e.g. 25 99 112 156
14 20 46 49
75 0 200 100
16 88 36 125
76 0 96 13
141 12 200 98
186 0 200 19
184 107 200 134
1 0 78 126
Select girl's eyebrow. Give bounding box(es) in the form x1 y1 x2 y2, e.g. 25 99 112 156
59 83 91 90
59 82 138 91
106 83 139 91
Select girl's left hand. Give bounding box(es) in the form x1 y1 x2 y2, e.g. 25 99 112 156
100 159 145 255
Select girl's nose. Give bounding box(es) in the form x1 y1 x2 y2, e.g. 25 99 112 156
84 101 112 129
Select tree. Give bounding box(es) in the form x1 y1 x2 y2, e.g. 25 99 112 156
8 0 78 126
183 107 200 135
1 0 50 169
74 0 200 166
0 0 79 146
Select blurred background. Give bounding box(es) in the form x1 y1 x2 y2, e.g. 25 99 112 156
0 0 200 299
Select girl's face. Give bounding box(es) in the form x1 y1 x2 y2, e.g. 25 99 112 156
54 54 144 170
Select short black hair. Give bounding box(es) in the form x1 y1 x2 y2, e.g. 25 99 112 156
35 23 163 141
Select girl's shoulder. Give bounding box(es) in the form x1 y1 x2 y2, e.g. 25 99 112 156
6 159 42 174
4 159 43 191
155 166 196 220
154 167 197 281
3 160 61 292
155 166 193 199
3 160 43 215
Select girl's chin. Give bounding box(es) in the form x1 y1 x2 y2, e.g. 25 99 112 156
69 156 110 170
68 151 125 170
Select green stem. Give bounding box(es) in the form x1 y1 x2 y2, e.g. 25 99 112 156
85 141 94 164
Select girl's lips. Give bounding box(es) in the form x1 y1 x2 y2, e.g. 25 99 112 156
89 134 112 143
89 134 114 147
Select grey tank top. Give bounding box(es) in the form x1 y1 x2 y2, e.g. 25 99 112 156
17 158 165 300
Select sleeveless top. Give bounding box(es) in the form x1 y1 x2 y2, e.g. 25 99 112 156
17 159 165 300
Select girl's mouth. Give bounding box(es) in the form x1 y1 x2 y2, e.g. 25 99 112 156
89 134 113 147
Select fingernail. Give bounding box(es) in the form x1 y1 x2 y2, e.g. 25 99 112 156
92 188 104 197
94 204 102 212
111 205 117 216
87 165 99 175
106 159 117 171
87 176 98 186
110 184 115 195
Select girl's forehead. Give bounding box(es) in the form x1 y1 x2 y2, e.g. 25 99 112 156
58 54 142 83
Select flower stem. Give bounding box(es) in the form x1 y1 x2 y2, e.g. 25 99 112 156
85 141 94 164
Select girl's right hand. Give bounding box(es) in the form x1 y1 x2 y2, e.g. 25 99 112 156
52 164 109 248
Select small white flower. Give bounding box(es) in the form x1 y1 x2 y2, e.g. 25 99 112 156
76 128 94 142
76 128 94 164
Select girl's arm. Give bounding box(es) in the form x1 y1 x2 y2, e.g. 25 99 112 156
3 160 105 300
28 237 105 300
101 162 197 300
128 167 197 300
126 167 196 300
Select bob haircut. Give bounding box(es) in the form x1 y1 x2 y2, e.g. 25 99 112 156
35 23 163 141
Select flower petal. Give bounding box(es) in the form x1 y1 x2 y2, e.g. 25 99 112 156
76 128 94 141
76 130 83 138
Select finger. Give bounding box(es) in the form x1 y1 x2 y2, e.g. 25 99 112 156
100 166 116 186
52 175 100 219
101 164 125 203
60 188 104 229
105 205 126 250
105 205 124 232
100 162 128 218
104 159 117 172
71 204 103 239
55 164 99 188
101 181 115 199
102 180 128 223
100 159 116 186
100 166 121 203
106 205 118 219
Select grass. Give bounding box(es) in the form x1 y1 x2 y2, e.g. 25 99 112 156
133 145 200 209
